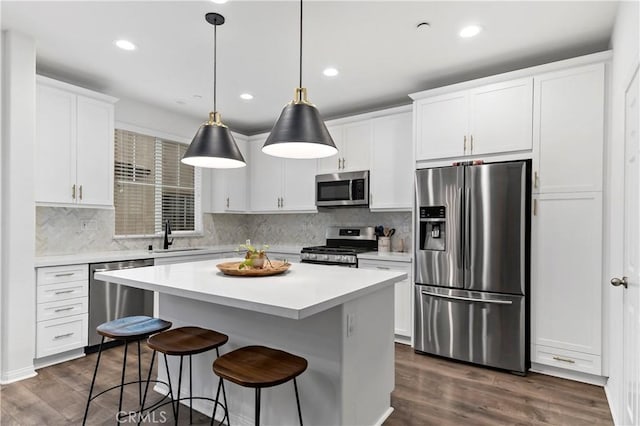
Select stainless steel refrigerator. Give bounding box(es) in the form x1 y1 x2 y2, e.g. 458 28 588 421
414 160 530 374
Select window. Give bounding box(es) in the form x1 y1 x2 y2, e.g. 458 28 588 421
114 128 200 237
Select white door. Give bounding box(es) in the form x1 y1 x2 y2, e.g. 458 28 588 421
76 95 114 206
282 158 317 211
370 112 413 210
619 66 639 426
415 91 468 161
317 124 343 174
341 121 371 172
469 78 533 156
248 138 282 212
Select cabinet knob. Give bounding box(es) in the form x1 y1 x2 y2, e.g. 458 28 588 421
611 277 628 289
79 185 83 201
534 171 539 189
342 158 346 169
470 135 474 152
72 184 76 200
463 135 467 153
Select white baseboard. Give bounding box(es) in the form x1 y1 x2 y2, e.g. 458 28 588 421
604 383 620 425
34 348 85 370
374 407 395 426
0 365 37 385
394 335 411 346
530 362 607 386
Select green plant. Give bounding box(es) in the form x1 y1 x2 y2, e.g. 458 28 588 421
236 240 271 269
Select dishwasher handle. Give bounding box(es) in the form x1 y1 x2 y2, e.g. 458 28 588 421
93 265 145 273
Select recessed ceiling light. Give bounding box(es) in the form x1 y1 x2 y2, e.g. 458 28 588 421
323 67 339 77
459 25 482 38
211 0 228 3
176 100 186 105
416 22 431 31
114 39 136 51
240 93 254 100
192 94 203 99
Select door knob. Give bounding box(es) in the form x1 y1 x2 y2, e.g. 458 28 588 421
611 277 628 288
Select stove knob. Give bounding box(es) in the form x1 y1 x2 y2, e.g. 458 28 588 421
321 254 329 261
341 255 349 262
310 254 317 260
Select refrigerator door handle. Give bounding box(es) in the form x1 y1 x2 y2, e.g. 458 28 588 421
459 187 464 264
465 187 471 270
421 290 513 305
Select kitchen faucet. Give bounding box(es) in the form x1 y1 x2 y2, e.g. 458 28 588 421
163 220 173 250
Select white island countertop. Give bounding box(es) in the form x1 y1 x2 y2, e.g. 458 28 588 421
95 258 406 320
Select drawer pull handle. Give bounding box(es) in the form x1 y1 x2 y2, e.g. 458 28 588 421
54 332 74 340
54 307 74 313
552 356 575 364
376 266 391 270
54 290 75 295
54 272 75 277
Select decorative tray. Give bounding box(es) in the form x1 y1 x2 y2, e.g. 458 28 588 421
216 260 291 277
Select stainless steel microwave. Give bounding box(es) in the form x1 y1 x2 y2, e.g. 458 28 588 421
315 170 369 207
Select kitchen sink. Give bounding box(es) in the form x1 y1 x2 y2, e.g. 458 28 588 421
151 247 207 253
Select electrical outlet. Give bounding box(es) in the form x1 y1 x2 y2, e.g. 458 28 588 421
80 220 97 231
346 314 355 337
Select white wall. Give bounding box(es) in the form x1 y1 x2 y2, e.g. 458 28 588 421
604 1 639 423
0 31 37 384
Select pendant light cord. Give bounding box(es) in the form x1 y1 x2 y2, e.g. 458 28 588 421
299 0 303 89
213 22 217 113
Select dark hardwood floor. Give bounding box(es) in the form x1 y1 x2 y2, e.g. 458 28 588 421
0 343 613 425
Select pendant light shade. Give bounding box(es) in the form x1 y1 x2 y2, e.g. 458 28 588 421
262 0 337 159
182 13 246 169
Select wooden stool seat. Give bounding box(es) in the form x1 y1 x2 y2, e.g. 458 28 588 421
96 316 171 341
147 326 229 356
213 345 308 388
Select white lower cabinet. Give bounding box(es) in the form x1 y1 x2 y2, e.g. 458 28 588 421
531 192 602 375
36 264 89 358
358 259 412 341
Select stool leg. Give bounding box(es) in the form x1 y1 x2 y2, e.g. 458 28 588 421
189 354 193 424
137 340 142 405
138 349 157 426
210 377 222 426
176 355 184 423
255 388 261 426
117 341 129 424
164 353 177 421
216 348 231 426
294 378 303 426
82 336 105 426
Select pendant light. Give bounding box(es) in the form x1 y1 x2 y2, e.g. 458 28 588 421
262 0 337 159
182 13 246 169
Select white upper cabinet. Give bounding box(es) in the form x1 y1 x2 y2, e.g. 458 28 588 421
201 136 249 213
35 76 117 207
248 136 317 213
469 78 533 155
533 63 605 194
317 120 371 174
415 91 468 161
370 111 413 210
414 77 533 161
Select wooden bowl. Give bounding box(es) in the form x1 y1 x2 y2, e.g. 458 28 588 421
216 260 291 277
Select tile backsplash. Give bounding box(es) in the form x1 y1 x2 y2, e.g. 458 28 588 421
36 207 412 256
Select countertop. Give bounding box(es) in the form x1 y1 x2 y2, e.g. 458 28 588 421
34 245 303 267
95 258 407 319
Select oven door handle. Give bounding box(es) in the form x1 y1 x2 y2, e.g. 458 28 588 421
421 290 513 305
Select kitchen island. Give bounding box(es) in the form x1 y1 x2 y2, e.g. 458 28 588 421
95 258 407 426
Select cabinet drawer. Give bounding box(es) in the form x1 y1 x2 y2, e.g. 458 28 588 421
358 260 411 272
37 264 88 285
533 344 601 375
37 297 88 321
37 280 88 303
36 314 88 358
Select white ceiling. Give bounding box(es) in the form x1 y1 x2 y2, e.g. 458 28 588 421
1 1 618 134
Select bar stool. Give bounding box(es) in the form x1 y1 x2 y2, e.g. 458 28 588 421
212 345 308 426
83 315 172 425
140 326 230 425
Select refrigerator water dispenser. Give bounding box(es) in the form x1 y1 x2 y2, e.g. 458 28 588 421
419 206 446 251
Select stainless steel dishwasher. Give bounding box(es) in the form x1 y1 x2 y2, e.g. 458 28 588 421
87 258 155 351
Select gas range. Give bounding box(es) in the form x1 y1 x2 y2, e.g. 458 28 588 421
300 226 377 267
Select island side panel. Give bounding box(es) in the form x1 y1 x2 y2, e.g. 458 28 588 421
156 293 344 426
341 285 395 425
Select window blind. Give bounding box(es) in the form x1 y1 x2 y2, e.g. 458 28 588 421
114 129 195 236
